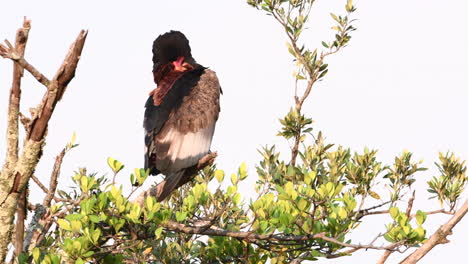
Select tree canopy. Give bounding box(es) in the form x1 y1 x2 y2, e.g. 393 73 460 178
0 1 467 264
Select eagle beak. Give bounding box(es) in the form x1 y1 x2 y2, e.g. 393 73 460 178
173 56 185 71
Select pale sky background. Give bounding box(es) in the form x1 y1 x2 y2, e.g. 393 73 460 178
0 0 467 263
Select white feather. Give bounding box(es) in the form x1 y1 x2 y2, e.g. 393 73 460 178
156 123 215 173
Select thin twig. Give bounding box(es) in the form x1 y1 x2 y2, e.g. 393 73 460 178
31 175 49 193
0 45 50 88
43 147 67 207
405 191 416 217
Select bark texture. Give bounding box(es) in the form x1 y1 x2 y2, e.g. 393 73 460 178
0 22 87 262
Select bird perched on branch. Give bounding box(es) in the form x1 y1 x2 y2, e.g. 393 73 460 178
143 31 221 201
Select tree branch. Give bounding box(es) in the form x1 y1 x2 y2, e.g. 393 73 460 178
5 17 30 170
43 147 67 207
0 25 88 262
0 38 50 88
28 30 88 141
133 152 217 205
161 220 402 252
31 175 49 194
2 17 32 259
399 199 468 264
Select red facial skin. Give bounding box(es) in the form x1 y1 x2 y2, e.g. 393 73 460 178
150 56 194 106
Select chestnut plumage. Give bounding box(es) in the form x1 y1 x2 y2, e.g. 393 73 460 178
144 31 221 201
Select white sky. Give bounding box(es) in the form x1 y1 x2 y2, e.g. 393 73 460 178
0 0 467 263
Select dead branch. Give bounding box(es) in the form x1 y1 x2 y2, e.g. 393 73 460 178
0 21 88 262
28 30 88 141
2 17 32 260
43 147 67 207
132 152 217 205
5 18 30 169
406 191 416 217
399 199 468 264
0 40 50 88
15 188 28 257
31 175 49 193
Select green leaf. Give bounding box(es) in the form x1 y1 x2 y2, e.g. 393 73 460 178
338 207 347 219
383 233 395 243
214 170 225 182
65 214 84 222
368 190 381 200
176 211 187 222
107 157 124 174
32 248 40 263
239 163 248 180
330 13 340 23
18 253 29 264
57 219 71 231
233 193 242 205
414 226 426 240
284 182 293 196
146 196 154 211
230 173 238 185
67 132 77 149
415 210 427 225
346 0 353 12
297 199 307 211
389 207 399 219
92 228 101 244
80 176 89 193
154 227 163 239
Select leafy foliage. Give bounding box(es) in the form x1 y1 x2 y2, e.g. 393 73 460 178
17 0 467 263
21 128 467 263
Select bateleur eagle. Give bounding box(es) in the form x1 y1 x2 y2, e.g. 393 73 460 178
144 31 221 201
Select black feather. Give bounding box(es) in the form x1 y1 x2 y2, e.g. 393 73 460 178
143 67 206 174
152 31 194 72
144 67 206 133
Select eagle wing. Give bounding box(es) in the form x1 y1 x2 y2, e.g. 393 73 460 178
144 68 221 176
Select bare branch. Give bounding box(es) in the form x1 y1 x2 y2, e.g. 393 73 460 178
378 250 393 264
5 17 30 169
43 147 67 207
3 17 32 259
0 35 50 88
31 175 49 194
28 30 88 141
0 26 88 262
360 209 455 219
15 187 27 257
406 191 416 217
400 199 468 264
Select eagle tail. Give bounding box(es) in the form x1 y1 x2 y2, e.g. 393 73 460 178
156 170 185 202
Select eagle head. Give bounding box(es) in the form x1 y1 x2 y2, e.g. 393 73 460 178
152 31 195 73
